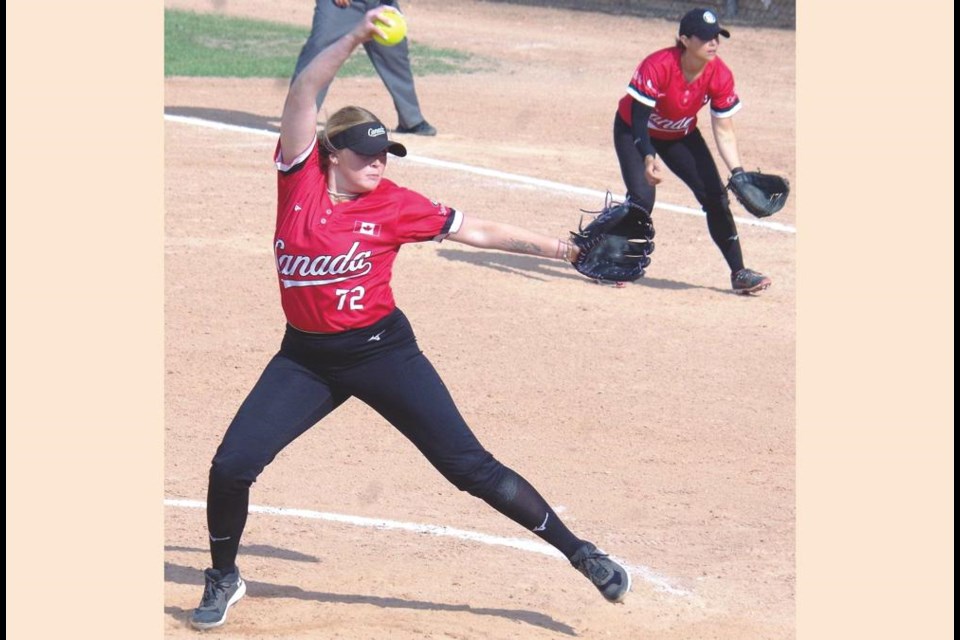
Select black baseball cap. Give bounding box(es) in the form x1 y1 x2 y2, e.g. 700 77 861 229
679 8 731 40
328 121 407 157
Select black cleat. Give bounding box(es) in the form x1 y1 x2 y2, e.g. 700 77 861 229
570 542 631 603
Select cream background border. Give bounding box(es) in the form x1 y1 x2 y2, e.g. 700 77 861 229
7 1 165 636
796 1 954 638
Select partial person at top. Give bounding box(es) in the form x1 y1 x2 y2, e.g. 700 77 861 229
614 7 773 294
292 0 437 136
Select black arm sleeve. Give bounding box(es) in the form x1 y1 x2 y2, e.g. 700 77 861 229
630 100 657 159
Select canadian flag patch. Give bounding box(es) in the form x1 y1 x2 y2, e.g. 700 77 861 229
354 221 381 237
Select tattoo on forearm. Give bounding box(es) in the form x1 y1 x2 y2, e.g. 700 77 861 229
505 239 544 255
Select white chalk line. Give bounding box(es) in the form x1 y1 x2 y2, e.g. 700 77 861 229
164 497 692 597
163 114 795 235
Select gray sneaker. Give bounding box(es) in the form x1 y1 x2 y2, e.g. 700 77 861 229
569 542 631 603
190 567 246 630
731 268 772 294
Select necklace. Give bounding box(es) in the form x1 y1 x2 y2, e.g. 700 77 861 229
326 188 359 202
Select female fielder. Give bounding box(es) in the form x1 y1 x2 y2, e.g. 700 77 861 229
614 7 772 293
191 6 630 630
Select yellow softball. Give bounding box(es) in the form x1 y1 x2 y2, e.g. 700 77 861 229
373 8 407 47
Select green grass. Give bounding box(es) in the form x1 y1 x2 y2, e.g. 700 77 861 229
165 9 491 78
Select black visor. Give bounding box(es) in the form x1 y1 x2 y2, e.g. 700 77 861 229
328 121 407 157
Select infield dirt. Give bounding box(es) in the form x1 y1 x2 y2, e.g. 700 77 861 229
164 1 796 637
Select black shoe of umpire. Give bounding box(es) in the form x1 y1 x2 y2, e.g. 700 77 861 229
395 120 437 136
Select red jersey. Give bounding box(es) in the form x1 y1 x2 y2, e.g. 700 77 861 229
273 138 462 333
617 47 741 140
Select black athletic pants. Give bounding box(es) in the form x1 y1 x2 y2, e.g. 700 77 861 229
613 114 745 273
205 309 581 571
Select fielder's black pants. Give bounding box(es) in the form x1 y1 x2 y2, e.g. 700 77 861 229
613 114 745 273
205 309 581 572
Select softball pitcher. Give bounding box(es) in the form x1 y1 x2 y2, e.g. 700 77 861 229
190 7 630 630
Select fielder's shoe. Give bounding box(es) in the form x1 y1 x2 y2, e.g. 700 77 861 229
570 542 631 603
394 120 437 136
731 268 772 294
190 567 246 630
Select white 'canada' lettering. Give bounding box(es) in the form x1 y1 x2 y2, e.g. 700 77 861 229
275 239 373 287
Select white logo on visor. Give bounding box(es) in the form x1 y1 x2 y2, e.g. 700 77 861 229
703 10 717 23
368 126 386 137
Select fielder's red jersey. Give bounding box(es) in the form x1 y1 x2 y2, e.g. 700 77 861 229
617 47 741 140
273 138 462 333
